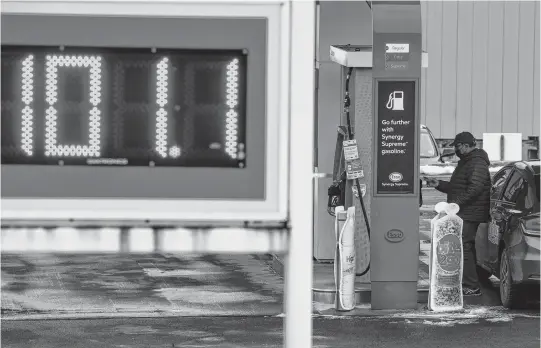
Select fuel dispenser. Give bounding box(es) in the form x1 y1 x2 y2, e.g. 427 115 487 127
329 0 424 310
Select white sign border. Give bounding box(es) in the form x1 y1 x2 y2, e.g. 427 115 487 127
0 0 290 224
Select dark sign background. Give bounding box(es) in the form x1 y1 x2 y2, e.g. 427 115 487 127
1 46 247 168
376 80 416 194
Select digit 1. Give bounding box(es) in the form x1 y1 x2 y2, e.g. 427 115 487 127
155 57 169 158
225 58 239 159
21 55 34 156
44 54 103 157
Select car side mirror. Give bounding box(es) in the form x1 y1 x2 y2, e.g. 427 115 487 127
507 208 525 217
442 148 455 156
439 148 455 162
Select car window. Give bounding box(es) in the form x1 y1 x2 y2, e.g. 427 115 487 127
527 173 540 213
491 168 512 200
420 132 437 158
535 174 540 201
502 171 528 209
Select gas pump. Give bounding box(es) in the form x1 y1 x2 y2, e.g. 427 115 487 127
329 0 425 310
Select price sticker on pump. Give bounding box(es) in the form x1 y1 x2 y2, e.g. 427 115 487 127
343 140 360 161
343 139 364 180
345 159 364 180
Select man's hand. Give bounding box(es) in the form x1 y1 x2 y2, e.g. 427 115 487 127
424 177 439 188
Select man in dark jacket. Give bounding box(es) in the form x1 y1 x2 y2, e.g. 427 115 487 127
426 132 491 296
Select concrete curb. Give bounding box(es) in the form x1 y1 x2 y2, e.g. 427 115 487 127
269 254 431 305
420 206 436 213
0 312 287 321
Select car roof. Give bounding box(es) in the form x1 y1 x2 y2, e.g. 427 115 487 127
507 161 540 176
525 160 540 175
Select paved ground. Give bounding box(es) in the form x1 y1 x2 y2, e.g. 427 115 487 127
2 310 540 348
1 253 284 318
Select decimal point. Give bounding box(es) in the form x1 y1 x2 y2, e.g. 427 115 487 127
242 49 248 55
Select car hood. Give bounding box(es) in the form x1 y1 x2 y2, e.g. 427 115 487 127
420 156 441 166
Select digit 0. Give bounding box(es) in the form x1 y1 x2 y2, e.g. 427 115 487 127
20 55 34 156
44 54 103 157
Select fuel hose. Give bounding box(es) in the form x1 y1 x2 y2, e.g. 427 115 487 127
343 67 371 277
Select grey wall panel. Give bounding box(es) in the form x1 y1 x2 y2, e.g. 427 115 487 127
421 0 539 139
471 1 490 138
420 65 427 125
439 1 458 138
501 1 520 133
420 1 427 125
421 1 428 52
517 1 536 137
424 1 443 137
317 63 342 173
455 1 473 133
313 178 335 260
1 14 267 200
318 0 372 62
485 1 505 133
530 0 539 135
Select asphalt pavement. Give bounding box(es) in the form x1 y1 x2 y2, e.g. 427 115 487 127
1 253 284 318
2 311 540 348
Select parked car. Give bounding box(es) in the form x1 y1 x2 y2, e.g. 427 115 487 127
476 160 540 308
420 124 445 166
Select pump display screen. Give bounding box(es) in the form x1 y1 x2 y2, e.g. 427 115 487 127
1 46 247 168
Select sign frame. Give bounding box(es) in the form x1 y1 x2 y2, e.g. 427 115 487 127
372 77 420 198
0 0 291 225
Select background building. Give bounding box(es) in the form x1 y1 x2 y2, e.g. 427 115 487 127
316 0 539 151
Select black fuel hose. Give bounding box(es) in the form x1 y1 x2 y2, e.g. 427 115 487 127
343 67 371 277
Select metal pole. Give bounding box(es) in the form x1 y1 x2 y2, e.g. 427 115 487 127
285 1 316 347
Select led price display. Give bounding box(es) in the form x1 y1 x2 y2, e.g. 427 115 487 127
1 46 247 167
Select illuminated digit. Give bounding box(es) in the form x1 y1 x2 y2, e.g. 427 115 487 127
155 57 169 158
21 55 34 156
225 58 239 159
44 54 102 157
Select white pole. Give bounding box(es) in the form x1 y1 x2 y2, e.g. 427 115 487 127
285 0 316 347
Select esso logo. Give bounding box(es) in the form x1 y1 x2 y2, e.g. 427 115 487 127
385 229 405 243
389 172 403 182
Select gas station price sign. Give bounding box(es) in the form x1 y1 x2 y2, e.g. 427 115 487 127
1 46 247 168
376 80 416 194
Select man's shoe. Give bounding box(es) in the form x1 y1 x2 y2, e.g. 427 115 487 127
462 287 481 296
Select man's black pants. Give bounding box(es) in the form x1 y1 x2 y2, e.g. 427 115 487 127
462 221 481 290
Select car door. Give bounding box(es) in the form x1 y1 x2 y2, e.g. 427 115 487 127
489 170 529 269
486 167 513 268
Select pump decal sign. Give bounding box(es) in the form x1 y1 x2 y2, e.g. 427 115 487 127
376 80 416 194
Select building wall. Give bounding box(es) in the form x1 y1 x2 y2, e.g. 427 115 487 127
316 0 540 142
422 0 540 140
